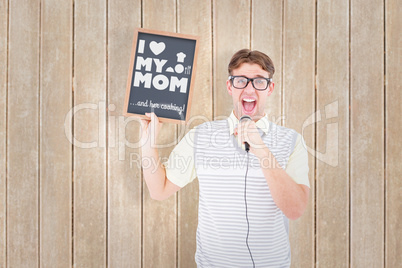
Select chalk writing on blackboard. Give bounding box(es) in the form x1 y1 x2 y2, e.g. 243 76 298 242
124 28 199 124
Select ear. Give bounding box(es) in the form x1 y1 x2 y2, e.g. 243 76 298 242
226 79 233 96
267 82 275 96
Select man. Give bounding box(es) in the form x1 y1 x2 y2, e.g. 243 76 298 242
140 49 310 267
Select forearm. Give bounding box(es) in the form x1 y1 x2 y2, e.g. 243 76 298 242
255 147 309 220
141 144 168 200
139 113 181 201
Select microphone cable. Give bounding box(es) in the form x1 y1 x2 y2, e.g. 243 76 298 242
244 150 255 268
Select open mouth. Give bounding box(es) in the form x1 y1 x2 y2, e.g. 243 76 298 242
242 98 256 114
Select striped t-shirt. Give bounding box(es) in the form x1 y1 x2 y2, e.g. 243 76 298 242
192 119 298 267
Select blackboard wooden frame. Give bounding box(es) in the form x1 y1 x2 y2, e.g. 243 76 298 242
123 28 199 124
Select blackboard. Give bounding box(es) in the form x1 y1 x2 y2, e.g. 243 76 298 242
124 28 199 123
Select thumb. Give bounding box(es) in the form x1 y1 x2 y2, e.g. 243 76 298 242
150 112 161 130
148 113 162 145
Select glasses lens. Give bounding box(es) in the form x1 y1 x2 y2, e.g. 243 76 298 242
253 78 268 90
233 77 248 88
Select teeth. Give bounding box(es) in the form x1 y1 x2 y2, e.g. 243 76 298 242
243 98 255 102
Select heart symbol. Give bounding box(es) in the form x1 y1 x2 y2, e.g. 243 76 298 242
149 41 166 56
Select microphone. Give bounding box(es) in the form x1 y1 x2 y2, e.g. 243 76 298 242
239 115 252 152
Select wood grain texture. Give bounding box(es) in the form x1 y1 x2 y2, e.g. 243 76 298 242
316 0 349 267
107 0 142 267
385 0 402 267
283 0 315 267
7 0 40 267
213 0 251 118
142 1 178 267
0 0 7 266
2 2 398 267
251 0 283 121
40 0 72 266
73 1 107 267
350 0 384 267
177 0 212 267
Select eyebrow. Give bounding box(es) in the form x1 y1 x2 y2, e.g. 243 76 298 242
236 75 268 78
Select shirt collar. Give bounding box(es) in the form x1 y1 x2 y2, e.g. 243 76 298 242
227 111 271 135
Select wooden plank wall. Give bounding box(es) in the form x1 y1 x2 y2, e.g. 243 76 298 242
351 1 384 267
40 1 72 267
283 1 315 266
385 1 402 267
7 1 40 267
1 0 400 267
108 1 141 267
316 0 349 267
0 0 7 266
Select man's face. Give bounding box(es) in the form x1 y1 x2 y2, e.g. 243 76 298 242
226 63 274 121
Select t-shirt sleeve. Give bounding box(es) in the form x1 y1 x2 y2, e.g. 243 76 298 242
163 128 197 188
285 134 310 188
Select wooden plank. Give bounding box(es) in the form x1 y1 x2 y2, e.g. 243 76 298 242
107 0 141 267
0 0 7 266
283 0 315 267
385 0 402 267
177 0 212 267
7 0 40 267
316 0 349 267
73 1 107 267
39 0 72 266
142 1 178 267
251 0 282 121
350 0 384 267
213 0 251 118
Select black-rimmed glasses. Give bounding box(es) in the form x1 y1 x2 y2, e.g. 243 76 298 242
228 75 272 91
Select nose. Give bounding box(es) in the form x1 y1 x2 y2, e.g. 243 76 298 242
243 80 256 93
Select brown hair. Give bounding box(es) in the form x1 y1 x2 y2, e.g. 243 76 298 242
228 49 275 78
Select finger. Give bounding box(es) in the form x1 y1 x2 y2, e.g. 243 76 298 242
148 113 155 131
150 112 155 123
140 119 149 130
238 122 248 138
140 112 150 123
140 112 150 124
238 121 256 146
150 112 160 123
235 124 246 150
